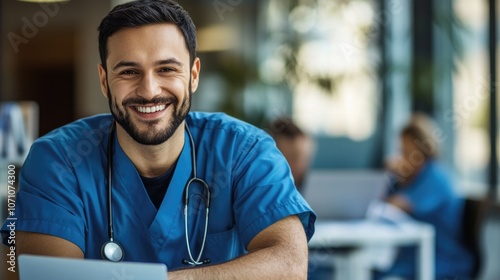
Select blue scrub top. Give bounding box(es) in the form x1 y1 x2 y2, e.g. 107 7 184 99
2 112 316 269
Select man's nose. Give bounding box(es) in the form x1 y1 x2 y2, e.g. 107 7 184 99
138 73 162 99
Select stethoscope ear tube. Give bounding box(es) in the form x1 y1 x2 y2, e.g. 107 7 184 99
182 124 211 266
102 121 125 262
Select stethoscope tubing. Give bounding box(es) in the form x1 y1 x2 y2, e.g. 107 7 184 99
103 121 211 265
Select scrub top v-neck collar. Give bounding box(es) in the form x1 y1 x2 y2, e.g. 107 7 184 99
110 127 193 244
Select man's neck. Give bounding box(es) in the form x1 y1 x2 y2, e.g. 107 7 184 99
116 124 185 178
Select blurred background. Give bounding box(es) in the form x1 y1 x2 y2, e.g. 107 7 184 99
1 0 500 279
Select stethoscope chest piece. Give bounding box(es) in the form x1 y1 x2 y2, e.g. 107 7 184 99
101 240 124 262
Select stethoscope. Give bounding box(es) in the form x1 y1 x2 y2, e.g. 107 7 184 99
101 121 211 266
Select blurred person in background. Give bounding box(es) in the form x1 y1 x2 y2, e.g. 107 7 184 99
378 112 474 279
268 116 316 193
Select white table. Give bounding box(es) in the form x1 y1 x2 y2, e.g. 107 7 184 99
308 220 435 280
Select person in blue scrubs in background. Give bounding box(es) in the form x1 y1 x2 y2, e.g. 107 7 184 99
0 1 316 279
379 112 473 279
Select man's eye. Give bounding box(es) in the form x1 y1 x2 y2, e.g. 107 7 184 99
121 70 138 75
159 68 174 72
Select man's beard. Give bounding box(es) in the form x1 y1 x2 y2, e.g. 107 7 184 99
107 86 192 145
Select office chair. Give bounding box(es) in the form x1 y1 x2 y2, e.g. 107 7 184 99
461 197 489 279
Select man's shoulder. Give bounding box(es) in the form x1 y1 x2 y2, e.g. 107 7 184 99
37 114 113 145
186 112 265 135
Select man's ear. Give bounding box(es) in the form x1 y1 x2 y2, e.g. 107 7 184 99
190 57 201 93
98 64 108 98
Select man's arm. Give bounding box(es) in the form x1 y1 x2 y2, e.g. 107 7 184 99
169 215 308 280
14 215 308 280
8 231 83 279
15 231 84 258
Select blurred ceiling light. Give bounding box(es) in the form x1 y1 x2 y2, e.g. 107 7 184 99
17 0 69 2
197 24 238 52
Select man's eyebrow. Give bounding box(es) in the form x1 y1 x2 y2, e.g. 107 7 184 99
156 58 183 67
112 61 139 71
112 58 184 71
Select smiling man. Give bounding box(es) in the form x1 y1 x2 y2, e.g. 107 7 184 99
0 1 315 279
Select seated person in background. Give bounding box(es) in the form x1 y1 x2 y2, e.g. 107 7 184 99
380 112 474 279
268 116 316 192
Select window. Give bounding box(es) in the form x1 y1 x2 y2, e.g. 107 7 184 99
452 0 490 196
259 0 382 141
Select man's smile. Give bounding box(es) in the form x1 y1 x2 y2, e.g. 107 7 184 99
135 104 167 113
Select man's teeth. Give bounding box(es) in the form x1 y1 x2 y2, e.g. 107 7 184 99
136 105 166 113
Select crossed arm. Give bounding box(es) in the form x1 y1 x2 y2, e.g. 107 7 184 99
15 215 308 280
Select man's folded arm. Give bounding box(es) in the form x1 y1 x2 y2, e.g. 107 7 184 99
168 215 309 280
16 231 84 258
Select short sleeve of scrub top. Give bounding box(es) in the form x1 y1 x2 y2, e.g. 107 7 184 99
1 115 111 252
185 112 316 247
1 134 90 250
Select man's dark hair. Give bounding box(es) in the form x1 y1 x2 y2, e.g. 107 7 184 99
97 0 197 70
